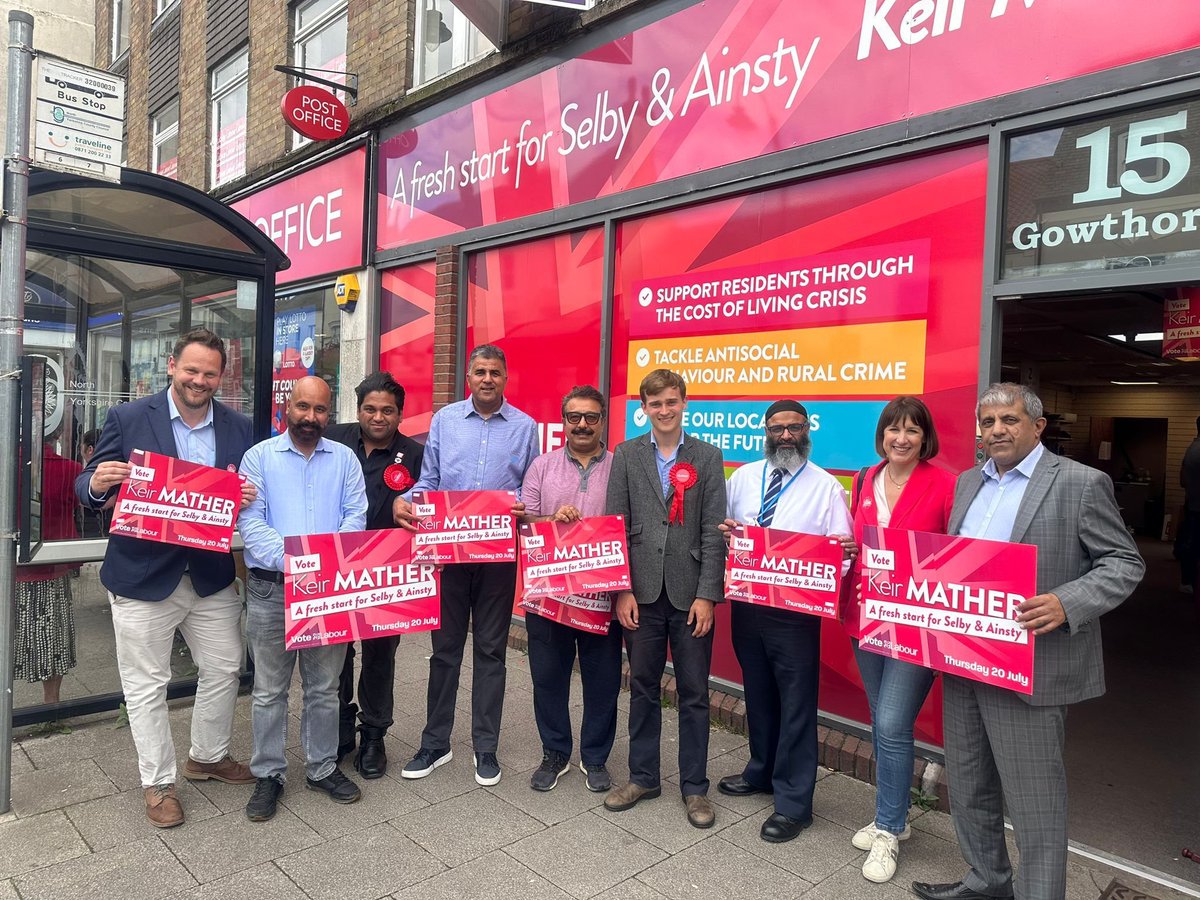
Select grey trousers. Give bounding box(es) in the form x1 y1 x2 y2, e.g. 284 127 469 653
943 674 1068 900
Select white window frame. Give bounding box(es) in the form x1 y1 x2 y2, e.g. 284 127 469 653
151 99 180 178
210 49 249 187
291 0 349 148
154 0 178 18
412 0 498 88
111 0 130 60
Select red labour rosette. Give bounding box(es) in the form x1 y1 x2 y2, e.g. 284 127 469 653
384 464 415 493
667 462 698 525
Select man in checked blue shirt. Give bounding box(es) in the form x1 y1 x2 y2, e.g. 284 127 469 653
398 344 539 787
238 376 369 822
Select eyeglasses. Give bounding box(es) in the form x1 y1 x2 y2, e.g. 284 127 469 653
765 423 808 436
565 412 602 425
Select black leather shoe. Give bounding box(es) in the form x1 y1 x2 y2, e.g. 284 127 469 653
718 774 770 796
356 739 387 779
245 777 283 822
911 882 1013 900
760 812 812 843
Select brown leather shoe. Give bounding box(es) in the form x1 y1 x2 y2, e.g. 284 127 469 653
685 794 716 829
144 783 184 828
183 754 255 784
603 781 662 811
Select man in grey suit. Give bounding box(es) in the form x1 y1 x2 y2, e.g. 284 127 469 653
913 383 1143 900
603 369 727 829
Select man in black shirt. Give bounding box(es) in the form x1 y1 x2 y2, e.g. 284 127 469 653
324 372 424 778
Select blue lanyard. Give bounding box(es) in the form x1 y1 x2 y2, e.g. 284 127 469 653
759 461 806 522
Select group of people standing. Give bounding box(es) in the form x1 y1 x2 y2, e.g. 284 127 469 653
74 327 1143 900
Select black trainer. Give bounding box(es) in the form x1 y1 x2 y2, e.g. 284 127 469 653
580 762 612 793
530 752 570 792
246 776 283 822
402 747 452 779
306 768 362 803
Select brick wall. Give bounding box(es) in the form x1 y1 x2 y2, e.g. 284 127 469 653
101 0 648 196
433 246 460 410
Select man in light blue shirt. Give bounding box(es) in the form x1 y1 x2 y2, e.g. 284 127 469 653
238 376 368 822
401 344 538 788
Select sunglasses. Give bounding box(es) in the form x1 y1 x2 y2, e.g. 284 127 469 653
565 412 603 425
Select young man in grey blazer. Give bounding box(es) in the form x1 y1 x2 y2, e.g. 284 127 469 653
912 383 1144 900
603 369 727 829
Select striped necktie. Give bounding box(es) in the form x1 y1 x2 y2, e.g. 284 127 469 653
759 467 786 527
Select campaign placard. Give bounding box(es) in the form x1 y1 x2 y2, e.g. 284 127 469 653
284 529 440 650
858 526 1037 695
725 525 844 618
519 515 631 598
520 592 613 635
109 449 243 552
411 490 517 563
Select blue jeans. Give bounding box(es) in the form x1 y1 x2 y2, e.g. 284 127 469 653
853 639 935 833
246 574 344 782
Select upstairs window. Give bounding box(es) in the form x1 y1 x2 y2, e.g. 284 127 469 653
414 0 498 87
292 0 347 147
151 100 179 180
210 50 249 187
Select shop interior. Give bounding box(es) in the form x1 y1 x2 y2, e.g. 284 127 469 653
999 288 1200 887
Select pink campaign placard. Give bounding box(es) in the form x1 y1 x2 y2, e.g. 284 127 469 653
629 241 930 340
519 515 632 598
858 526 1037 695
725 525 844 618
109 449 243 553
411 490 517 563
520 592 614 636
283 529 440 651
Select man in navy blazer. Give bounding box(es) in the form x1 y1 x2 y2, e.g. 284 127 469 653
76 329 257 829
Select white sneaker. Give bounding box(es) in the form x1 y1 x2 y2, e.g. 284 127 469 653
851 820 911 851
862 831 900 883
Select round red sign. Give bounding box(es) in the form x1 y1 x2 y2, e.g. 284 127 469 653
280 86 349 141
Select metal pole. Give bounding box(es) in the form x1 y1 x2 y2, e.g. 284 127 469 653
0 9 34 815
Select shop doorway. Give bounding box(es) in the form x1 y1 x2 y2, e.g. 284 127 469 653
999 288 1200 888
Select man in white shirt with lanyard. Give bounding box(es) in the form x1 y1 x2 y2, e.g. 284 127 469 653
717 399 852 843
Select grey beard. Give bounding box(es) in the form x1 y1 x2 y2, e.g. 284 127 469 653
765 436 809 470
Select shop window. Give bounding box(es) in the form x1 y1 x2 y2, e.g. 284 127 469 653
272 284 341 433
292 0 347 149
210 49 249 188
379 263 436 439
413 0 498 88
465 228 603 454
1002 96 1200 280
151 99 179 180
112 0 130 60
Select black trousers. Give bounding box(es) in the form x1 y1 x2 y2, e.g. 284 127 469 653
338 634 401 743
420 562 515 752
731 600 821 822
624 588 714 796
526 610 623 766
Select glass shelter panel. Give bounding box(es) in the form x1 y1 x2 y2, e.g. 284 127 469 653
16 250 258 716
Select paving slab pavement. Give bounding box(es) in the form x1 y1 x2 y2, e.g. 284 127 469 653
4 635 1195 900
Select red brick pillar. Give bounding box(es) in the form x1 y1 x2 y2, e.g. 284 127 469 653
432 245 461 412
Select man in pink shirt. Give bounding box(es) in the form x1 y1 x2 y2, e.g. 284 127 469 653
520 385 622 793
